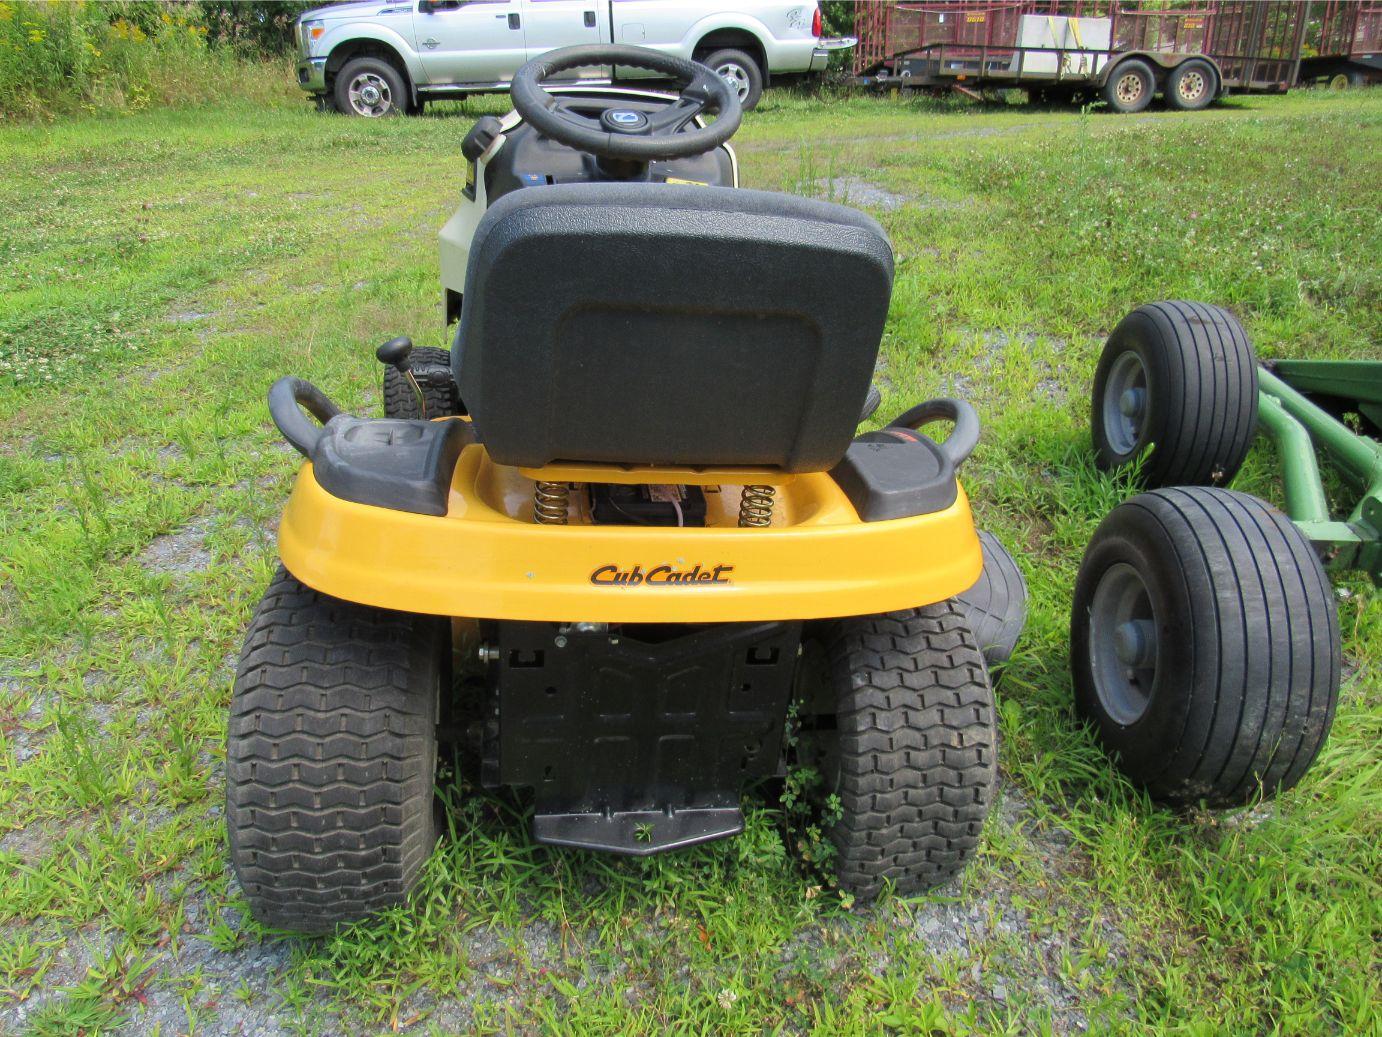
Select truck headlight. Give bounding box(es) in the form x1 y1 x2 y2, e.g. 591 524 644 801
301 19 325 48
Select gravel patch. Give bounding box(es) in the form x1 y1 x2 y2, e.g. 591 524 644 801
139 520 212 576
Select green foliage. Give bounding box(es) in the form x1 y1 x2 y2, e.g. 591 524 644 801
200 0 317 55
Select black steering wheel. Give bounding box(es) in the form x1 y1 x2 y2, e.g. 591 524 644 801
510 44 742 162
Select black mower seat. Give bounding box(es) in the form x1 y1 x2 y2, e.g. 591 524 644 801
455 183 894 473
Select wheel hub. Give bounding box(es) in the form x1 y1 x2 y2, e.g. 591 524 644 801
1103 351 1149 456
1180 72 1206 101
717 63 750 101
1088 563 1158 726
1117 73 1143 104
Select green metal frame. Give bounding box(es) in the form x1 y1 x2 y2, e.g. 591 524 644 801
1256 360 1382 583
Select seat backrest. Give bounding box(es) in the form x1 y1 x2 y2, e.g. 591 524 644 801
454 183 893 473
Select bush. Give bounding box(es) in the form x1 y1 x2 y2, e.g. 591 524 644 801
0 1 297 119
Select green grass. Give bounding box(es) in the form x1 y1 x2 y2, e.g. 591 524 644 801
1 86 1379 1034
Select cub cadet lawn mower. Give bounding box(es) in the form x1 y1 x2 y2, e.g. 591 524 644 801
1072 301 1374 807
227 46 1027 934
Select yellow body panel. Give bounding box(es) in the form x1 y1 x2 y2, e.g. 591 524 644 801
279 446 983 623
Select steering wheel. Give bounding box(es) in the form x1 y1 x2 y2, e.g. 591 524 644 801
510 45 742 162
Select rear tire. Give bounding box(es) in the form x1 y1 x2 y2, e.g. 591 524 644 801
383 346 463 419
808 602 997 899
1092 301 1258 489
1071 488 1339 808
335 57 408 118
227 567 446 933
702 48 764 111
1103 59 1155 113
1165 59 1216 110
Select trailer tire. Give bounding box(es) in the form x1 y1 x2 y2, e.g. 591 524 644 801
1166 59 1216 110
1092 300 1258 489
1071 488 1339 808
803 602 997 900
383 346 463 419
227 567 446 933
1103 59 1155 113
702 48 764 111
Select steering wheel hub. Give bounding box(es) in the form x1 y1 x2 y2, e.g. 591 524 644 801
601 108 650 134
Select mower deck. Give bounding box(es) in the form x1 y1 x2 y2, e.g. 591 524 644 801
279 440 984 623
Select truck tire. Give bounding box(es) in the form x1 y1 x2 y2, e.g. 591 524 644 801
802 602 997 899
1071 488 1339 808
335 56 408 118
1165 59 1216 111
1103 58 1155 113
955 531 1028 669
1092 301 1258 489
227 567 447 933
383 346 463 419
702 48 764 111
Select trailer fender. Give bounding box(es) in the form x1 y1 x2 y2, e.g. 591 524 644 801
1097 52 1223 96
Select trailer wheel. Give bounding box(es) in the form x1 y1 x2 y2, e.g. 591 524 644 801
227 567 447 933
383 346 463 419
1071 488 1339 808
1092 300 1258 489
955 531 1028 669
1165 59 1216 111
799 602 997 899
1103 59 1155 113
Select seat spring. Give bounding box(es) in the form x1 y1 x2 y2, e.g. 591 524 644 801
534 481 570 524
738 485 776 527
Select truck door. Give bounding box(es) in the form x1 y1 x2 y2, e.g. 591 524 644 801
413 0 527 84
521 0 607 79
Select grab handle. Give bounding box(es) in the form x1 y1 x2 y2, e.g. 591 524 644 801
269 376 341 457
889 397 980 468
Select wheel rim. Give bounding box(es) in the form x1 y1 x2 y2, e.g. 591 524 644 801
715 61 752 102
1115 71 1145 106
1178 70 1207 103
1329 73 1349 91
1102 350 1148 456
348 72 394 116
1088 563 1158 726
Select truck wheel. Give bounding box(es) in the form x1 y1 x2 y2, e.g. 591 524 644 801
801 602 997 899
1071 488 1339 808
1103 59 1155 113
1092 301 1258 489
955 531 1028 669
1165 59 1216 110
335 57 408 118
227 567 447 933
702 48 764 111
383 346 463 419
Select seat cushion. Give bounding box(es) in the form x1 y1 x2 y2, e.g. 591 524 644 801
455 183 893 473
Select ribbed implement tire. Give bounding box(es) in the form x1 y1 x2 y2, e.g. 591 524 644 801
227 567 446 934
1071 488 1340 807
822 602 997 898
383 346 462 419
955 531 1028 668
1092 301 1258 489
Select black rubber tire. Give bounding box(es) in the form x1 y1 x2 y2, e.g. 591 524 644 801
955 531 1028 668
1102 58 1156 113
334 57 408 118
1071 488 1339 808
383 346 463 419
701 48 764 111
227 567 446 933
1092 301 1258 489
1165 59 1216 111
817 602 997 899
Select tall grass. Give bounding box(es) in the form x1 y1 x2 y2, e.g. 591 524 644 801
0 1 296 120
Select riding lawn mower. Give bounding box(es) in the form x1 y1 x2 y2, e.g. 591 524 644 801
227 46 1030 934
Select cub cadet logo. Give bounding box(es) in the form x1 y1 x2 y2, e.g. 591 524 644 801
590 563 734 586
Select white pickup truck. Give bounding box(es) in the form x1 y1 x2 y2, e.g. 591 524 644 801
296 1 854 115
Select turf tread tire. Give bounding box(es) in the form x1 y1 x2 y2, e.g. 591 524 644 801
383 346 462 419
1093 300 1258 489
822 602 997 898
227 567 445 933
955 531 1028 667
1071 488 1339 807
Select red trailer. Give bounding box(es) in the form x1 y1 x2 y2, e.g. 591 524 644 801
1299 1 1382 87
853 1 1316 111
